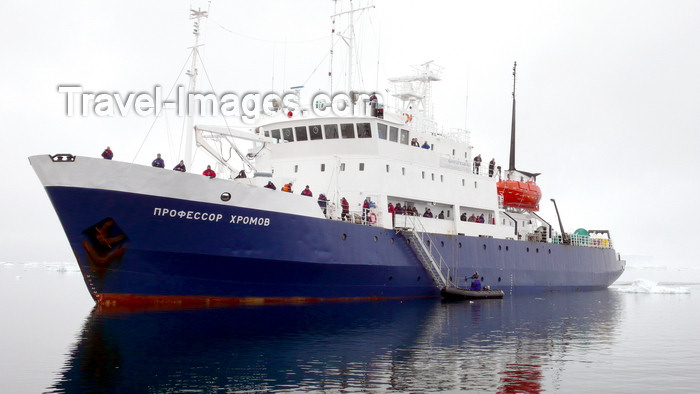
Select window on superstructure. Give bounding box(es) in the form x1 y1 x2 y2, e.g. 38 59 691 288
359 163 365 171
271 129 281 141
431 173 435 181
452 149 455 156
282 128 294 142
295 126 308 141
309 125 323 140
400 129 409 144
386 164 390 173
264 130 270 137
341 123 355 138
324 124 339 139
378 123 388 139
462 179 465 186
321 163 325 172
294 165 298 173
389 127 398 142
340 163 346 171
474 181 478 188
440 175 444 182
422 171 425 179
357 123 372 138
402 167 406 176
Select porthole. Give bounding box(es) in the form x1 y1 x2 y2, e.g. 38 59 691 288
391 238 395 244
506 246 509 251
548 249 551 254
373 236 378 242
388 276 393 281
498 277 502 282
417 276 421 281
498 245 502 251
483 244 487 250
220 192 231 202
536 248 539 253
427 240 431 247
407 239 411 245
527 247 530 252
342 234 347 240
440 241 444 247
458 242 462 248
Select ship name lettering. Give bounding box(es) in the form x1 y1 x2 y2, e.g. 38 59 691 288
229 215 270 226
153 208 223 222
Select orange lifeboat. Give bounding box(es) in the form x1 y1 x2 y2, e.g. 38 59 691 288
497 180 542 211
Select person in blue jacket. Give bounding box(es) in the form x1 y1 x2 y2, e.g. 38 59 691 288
152 153 164 168
470 271 482 291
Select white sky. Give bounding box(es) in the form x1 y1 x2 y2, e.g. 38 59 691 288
1 0 699 267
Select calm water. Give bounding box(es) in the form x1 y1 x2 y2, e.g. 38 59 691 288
1 262 698 393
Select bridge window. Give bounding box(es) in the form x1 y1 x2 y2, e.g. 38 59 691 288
282 128 294 142
294 165 298 173
386 164 390 173
378 123 388 139
400 129 409 144
340 163 346 171
389 127 398 142
422 171 425 179
264 130 270 137
321 163 325 172
309 125 323 140
295 126 308 141
340 123 355 138
402 167 406 176
324 124 339 139
357 123 372 138
359 163 365 171
271 129 281 140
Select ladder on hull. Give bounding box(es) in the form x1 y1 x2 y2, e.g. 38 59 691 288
397 216 453 290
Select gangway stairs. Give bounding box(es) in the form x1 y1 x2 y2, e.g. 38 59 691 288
396 215 454 290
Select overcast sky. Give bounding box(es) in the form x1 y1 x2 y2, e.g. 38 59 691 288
2 0 699 268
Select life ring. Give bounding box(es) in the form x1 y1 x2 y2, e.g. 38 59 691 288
369 213 377 224
404 113 413 123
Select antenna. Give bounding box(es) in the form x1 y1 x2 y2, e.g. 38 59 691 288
508 61 517 171
183 6 209 169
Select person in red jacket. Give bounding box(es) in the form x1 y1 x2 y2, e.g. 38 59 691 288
341 197 350 221
101 146 113 160
202 165 216 178
301 185 313 197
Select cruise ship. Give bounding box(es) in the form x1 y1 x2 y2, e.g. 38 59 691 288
29 5 624 306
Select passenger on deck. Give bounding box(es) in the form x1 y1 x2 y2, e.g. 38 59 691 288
318 194 328 214
460 212 467 221
438 211 445 219
478 214 485 223
102 146 113 160
394 203 403 215
473 154 482 174
411 138 419 147
423 208 433 218
282 183 293 193
468 214 476 222
203 165 216 178
234 169 247 179
369 93 378 117
362 198 371 221
264 181 276 190
173 160 186 172
489 158 496 177
388 203 395 226
421 141 430 149
301 185 313 197
151 153 164 168
341 197 350 221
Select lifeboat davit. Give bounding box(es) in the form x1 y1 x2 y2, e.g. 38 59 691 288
497 179 542 211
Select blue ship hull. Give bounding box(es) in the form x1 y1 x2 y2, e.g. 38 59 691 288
43 184 625 306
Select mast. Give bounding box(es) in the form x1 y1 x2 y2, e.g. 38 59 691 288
183 7 208 170
331 1 375 94
508 61 517 171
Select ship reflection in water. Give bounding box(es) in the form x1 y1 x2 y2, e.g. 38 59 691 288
49 291 623 393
